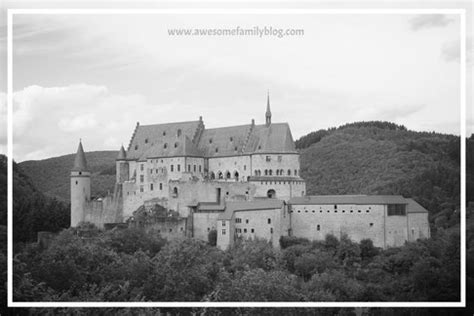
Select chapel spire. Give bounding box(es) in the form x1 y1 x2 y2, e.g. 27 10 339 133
265 90 272 126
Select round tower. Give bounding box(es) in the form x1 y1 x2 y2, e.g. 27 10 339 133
70 140 91 227
116 145 129 183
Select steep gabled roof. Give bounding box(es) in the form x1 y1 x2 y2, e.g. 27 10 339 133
117 145 127 160
72 141 88 172
244 123 296 154
198 124 251 157
288 195 408 205
126 120 201 160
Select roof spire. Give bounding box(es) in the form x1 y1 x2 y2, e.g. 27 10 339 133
265 90 272 126
72 140 88 172
117 144 127 160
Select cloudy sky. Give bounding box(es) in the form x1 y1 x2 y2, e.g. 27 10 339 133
0 9 471 161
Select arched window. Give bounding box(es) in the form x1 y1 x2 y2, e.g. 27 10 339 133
267 189 276 198
164 143 168 149
234 171 239 181
177 129 182 137
173 187 178 197
255 170 258 176
287 169 291 176
210 172 215 180
218 172 223 179
264 169 268 176
294 170 298 176
226 171 231 179
269 169 273 176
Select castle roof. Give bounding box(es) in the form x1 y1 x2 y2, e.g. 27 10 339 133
127 120 202 160
126 118 296 160
217 199 284 220
288 195 409 205
117 145 127 160
72 141 88 172
406 198 429 213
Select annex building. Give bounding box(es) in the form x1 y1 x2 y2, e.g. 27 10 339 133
70 95 430 249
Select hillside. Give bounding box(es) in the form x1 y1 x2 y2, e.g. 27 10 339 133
298 122 463 220
19 150 118 202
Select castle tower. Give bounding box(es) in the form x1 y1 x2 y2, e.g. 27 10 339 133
265 91 272 126
70 140 91 227
116 145 129 183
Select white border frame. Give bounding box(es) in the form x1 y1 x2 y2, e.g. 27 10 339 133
7 8 467 308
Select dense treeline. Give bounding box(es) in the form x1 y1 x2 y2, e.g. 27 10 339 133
295 121 408 149
12 226 460 304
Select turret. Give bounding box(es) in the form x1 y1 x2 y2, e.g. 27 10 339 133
116 145 129 183
265 91 272 126
70 140 91 227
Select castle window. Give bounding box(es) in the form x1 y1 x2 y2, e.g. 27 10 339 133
235 218 242 223
234 146 238 151
276 170 279 176
140 164 144 171
177 164 181 172
140 175 144 183
140 186 144 192
312 210 315 213
222 221 226 227
258 145 262 150
207 228 210 232
234 171 239 181
177 129 182 137
174 142 178 148
150 183 154 191
169 229 172 232
255 170 259 176
79 172 82 175
244 165 246 171
267 189 276 198
317 224 320 231
278 156 282 162
215 147 219 153
264 170 268 176
171 165 174 172
334 205 337 210
270 228 273 234
188 165 191 172
218 172 223 179
226 172 231 179
366 210 370 213
135 145 138 150
350 210 354 213
173 187 178 197
209 138 213 144
230 137 233 142
244 228 247 233
246 219 249 224
358 210 361 213
251 228 255 233
210 172 216 180
180 227 184 231
75 181 78 185
199 165 202 172
266 156 271 162
294 170 297 176
268 218 271 224
159 183 163 190
287 169 291 176
164 143 168 149
193 165 196 172
163 131 166 136
222 229 226 235
370 223 374 227
145 138 148 144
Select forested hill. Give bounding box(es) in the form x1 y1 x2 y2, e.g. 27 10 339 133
19 151 118 202
297 121 464 223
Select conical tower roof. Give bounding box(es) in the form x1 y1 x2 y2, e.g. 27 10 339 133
72 140 88 172
117 145 127 160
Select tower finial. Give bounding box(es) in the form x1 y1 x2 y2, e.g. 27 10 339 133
72 140 88 172
265 90 272 126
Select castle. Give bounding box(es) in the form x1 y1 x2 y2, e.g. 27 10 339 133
70 95 430 249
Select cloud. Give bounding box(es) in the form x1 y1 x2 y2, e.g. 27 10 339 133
10 84 155 161
441 37 473 63
354 103 425 122
409 14 454 31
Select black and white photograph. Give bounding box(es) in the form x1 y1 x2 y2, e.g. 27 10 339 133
0 1 473 315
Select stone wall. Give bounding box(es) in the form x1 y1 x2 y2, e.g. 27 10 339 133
192 211 221 241
208 155 251 181
250 153 300 177
407 212 430 241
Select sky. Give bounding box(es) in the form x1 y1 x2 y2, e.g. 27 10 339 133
0 8 471 162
